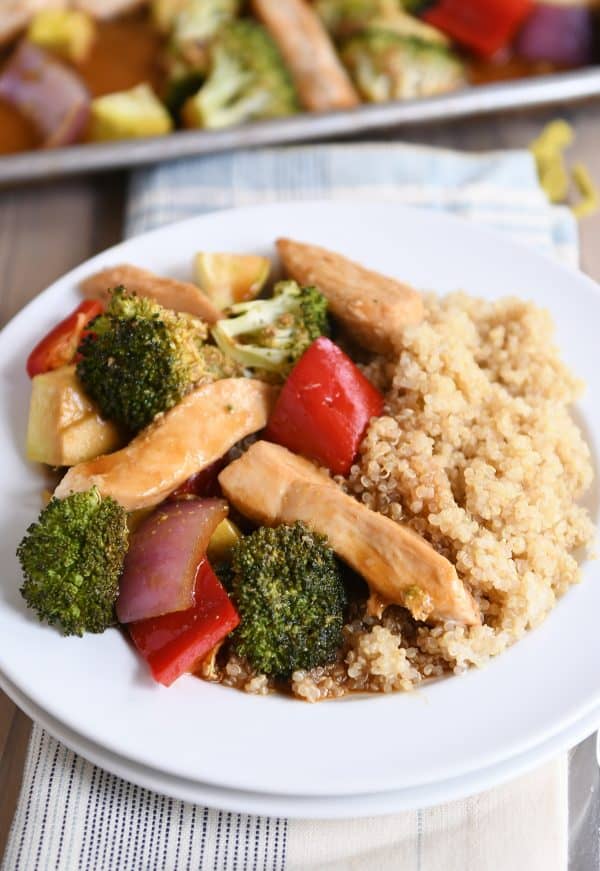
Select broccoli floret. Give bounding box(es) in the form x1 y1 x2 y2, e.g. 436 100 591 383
17 487 128 637
164 69 205 121
182 20 299 129
230 523 347 676
173 0 240 46
340 29 464 101
315 0 402 39
152 0 238 34
77 287 236 434
161 0 241 81
315 1 450 44
211 280 328 377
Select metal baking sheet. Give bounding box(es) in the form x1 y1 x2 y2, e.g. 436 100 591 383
2 67 600 187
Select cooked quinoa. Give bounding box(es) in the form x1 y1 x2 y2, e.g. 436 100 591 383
215 292 596 700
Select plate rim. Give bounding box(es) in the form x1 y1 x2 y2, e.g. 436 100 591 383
1 668 597 820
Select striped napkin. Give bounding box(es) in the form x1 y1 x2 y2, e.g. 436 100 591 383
3 143 578 871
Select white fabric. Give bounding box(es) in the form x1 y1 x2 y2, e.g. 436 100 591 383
286 761 568 870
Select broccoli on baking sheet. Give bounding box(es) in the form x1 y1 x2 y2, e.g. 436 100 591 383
211 280 329 378
315 0 451 46
182 20 299 129
77 286 237 434
17 487 129 637
315 0 403 39
159 0 242 104
340 29 464 101
172 0 240 54
153 0 239 38
229 522 347 677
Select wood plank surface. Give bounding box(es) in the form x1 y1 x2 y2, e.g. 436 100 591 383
1 103 599 862
0 174 125 862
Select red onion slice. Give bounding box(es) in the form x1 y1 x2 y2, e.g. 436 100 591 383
117 498 228 624
0 41 90 148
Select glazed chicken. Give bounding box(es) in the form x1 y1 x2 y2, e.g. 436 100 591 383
219 440 480 626
277 237 424 353
55 379 276 510
80 264 222 323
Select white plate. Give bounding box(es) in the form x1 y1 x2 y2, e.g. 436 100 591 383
0 201 598 799
1 668 597 818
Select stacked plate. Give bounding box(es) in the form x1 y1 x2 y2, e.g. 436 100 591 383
1 203 599 818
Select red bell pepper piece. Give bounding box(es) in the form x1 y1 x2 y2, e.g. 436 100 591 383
26 299 103 378
422 0 534 58
128 558 239 687
265 337 384 476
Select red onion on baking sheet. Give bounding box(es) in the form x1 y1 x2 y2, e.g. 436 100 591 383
0 41 90 148
514 3 594 67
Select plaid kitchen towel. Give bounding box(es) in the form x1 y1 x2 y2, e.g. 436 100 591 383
3 143 577 871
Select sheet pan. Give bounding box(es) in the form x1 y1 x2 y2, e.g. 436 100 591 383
2 67 600 186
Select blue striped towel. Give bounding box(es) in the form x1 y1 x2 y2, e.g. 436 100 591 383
2 143 576 871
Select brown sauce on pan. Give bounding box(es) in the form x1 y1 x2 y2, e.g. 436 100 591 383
78 12 163 98
0 12 574 157
468 56 563 85
0 99 39 154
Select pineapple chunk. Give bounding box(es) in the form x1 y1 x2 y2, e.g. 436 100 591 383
27 9 96 64
89 83 173 142
207 518 242 562
27 365 122 467
194 252 271 310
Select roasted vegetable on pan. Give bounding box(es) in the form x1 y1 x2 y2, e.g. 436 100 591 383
1 0 596 156
182 20 299 129
340 28 465 101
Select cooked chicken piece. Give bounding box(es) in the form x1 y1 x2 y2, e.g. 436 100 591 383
80 264 221 324
55 379 276 510
219 441 480 626
277 237 424 354
0 0 62 46
251 0 360 112
72 0 148 18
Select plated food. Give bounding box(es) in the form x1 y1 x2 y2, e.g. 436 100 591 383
1 0 598 156
17 232 595 702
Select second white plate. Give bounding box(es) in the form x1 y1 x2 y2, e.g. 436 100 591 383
1 669 595 819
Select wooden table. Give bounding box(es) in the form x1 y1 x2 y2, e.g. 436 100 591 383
1 103 600 859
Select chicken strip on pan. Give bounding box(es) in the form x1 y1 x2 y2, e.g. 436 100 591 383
251 0 360 112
